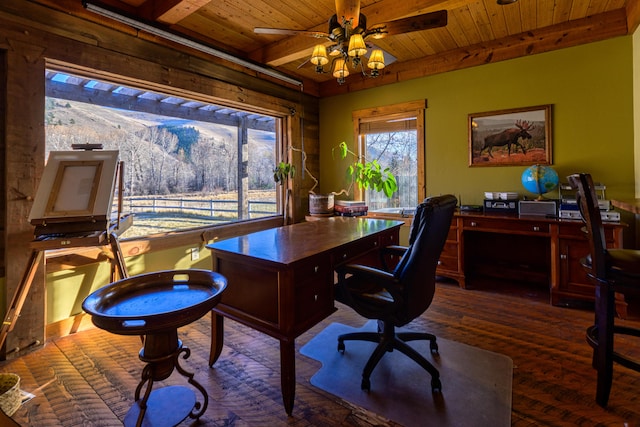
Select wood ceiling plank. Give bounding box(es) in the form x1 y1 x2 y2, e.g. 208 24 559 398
223 0 332 31
607 0 627 9
178 13 257 51
552 0 573 25
444 11 469 47
483 0 509 39
467 1 495 42
502 2 523 35
519 0 537 31
147 0 212 24
587 0 609 15
537 0 555 27
569 0 592 19
386 32 437 60
425 27 460 53
449 6 482 46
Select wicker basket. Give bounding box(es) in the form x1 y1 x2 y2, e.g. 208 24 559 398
0 373 21 416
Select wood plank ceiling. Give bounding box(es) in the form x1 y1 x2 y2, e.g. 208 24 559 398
31 0 640 97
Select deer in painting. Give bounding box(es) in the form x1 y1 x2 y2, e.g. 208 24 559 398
481 120 535 158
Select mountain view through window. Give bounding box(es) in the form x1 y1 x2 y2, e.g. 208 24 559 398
45 70 280 238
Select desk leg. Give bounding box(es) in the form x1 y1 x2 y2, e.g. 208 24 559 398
209 313 224 367
280 339 295 416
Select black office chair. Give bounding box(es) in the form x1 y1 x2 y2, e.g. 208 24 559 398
334 194 457 392
567 173 640 407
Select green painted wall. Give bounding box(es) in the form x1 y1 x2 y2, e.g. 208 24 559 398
45 243 212 323
319 36 635 206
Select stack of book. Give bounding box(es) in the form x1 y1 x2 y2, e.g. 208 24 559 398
334 200 368 217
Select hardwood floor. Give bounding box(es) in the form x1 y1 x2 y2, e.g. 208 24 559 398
1 279 639 426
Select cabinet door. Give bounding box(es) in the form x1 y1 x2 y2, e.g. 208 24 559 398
557 224 623 303
558 238 593 298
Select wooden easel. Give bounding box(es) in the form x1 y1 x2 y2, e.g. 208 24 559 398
1 148 131 350
0 220 131 350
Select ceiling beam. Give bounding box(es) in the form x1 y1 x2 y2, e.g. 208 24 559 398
627 0 640 33
248 0 462 67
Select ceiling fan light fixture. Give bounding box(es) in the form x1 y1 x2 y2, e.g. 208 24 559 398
310 44 329 73
332 58 350 84
348 34 367 58
367 49 385 76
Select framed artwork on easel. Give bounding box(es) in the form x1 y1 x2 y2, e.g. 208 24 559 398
29 150 120 234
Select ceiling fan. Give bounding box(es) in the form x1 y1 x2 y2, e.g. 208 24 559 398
254 0 448 83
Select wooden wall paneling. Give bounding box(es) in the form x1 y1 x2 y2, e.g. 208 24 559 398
0 50 5 281
4 43 46 359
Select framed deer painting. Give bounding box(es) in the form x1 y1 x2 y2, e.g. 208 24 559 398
468 105 552 167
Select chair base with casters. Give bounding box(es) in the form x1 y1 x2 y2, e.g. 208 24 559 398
337 319 442 392
567 173 640 407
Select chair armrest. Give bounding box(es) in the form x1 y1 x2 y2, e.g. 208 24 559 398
381 245 408 256
338 263 395 283
336 263 402 302
380 245 408 271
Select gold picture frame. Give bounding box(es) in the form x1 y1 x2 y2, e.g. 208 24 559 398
468 105 552 167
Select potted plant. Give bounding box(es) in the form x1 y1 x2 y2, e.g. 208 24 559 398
274 142 398 218
273 161 296 224
332 141 398 199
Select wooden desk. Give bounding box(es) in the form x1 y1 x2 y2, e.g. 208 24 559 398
206 217 403 415
435 212 626 309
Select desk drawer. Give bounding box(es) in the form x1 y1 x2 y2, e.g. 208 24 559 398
332 235 380 265
437 254 458 272
295 275 333 330
559 222 618 241
379 229 399 247
293 256 331 280
447 226 458 242
463 217 550 235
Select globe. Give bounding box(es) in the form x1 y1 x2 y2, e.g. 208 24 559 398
521 164 559 200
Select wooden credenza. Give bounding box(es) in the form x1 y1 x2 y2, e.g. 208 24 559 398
435 212 626 308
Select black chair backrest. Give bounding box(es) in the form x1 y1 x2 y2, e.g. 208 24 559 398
393 194 457 324
567 173 608 279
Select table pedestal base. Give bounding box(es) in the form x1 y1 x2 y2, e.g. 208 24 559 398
124 386 195 427
127 332 209 427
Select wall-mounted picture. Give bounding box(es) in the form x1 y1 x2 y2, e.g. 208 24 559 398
468 105 552 167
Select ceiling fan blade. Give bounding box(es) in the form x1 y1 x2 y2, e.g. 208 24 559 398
254 28 330 39
369 10 447 38
335 0 361 27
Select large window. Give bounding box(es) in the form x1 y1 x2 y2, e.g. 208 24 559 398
353 101 426 213
45 69 281 238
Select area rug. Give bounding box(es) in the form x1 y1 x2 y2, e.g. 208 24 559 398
300 321 512 427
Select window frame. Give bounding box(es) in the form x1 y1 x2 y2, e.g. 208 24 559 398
351 100 427 209
44 62 294 239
